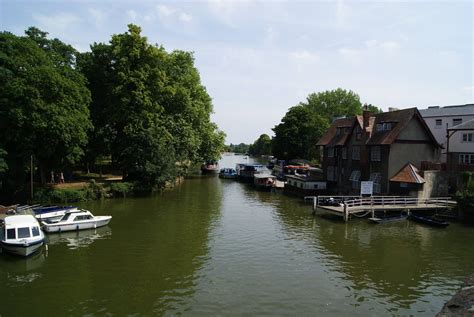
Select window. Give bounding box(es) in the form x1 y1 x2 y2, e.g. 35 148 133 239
342 147 347 159
459 154 474 165
369 172 382 194
435 119 442 128
377 122 393 131
32 226 40 237
336 128 341 136
6 228 16 240
313 184 319 189
352 146 360 160
328 147 334 158
355 126 362 141
371 146 381 161
400 182 408 188
17 227 31 239
61 213 72 221
349 170 361 189
462 133 473 142
453 118 462 126
327 166 338 181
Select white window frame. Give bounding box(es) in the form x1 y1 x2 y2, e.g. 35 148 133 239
459 154 474 165
371 146 381 162
349 170 361 189
352 146 360 160
435 119 442 128
369 172 382 194
453 118 462 126
462 133 473 142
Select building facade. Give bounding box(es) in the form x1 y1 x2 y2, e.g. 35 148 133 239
419 104 474 163
317 108 441 195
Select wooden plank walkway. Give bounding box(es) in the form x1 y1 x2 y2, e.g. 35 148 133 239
305 196 457 222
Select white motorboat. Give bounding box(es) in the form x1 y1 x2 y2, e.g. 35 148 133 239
32 205 79 221
1 215 45 257
41 209 112 233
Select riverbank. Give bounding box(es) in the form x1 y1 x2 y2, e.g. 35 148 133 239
437 275 474 317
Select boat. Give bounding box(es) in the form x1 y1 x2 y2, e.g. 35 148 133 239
41 209 112 233
253 173 276 191
32 205 79 221
237 164 266 182
201 161 219 174
369 213 408 224
219 168 237 179
409 214 449 228
1 215 45 257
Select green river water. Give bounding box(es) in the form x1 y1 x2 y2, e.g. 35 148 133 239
1 155 473 316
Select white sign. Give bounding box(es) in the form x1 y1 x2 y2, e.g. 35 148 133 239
360 181 373 196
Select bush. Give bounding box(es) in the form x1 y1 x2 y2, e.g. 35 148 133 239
108 182 134 198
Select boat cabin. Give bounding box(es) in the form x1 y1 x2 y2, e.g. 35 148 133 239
2 215 42 241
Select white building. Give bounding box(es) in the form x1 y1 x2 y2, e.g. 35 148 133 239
419 104 474 163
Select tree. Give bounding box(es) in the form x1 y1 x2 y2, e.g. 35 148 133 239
302 88 362 122
365 103 382 114
0 30 91 187
78 24 225 188
249 134 272 156
272 106 328 160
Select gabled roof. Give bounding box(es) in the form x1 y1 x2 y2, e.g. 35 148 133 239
316 117 355 146
390 163 425 184
448 118 474 131
366 108 440 147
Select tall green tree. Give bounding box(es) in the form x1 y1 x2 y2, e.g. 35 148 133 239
78 24 224 188
272 106 328 160
302 88 362 121
0 30 91 187
249 134 272 156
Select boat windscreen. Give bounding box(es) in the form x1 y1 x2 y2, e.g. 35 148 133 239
18 227 31 238
7 228 15 239
32 226 40 237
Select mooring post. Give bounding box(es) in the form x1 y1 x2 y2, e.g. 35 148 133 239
343 203 349 222
312 196 318 215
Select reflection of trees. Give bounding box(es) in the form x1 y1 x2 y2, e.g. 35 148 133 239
272 200 474 308
0 177 222 315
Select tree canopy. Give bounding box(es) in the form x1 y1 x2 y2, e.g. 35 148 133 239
78 24 225 188
272 88 374 161
0 29 91 188
249 134 272 156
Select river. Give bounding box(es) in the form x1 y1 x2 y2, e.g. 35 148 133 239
1 154 473 316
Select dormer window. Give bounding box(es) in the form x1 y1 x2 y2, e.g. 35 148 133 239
336 128 341 136
355 126 362 140
377 122 393 131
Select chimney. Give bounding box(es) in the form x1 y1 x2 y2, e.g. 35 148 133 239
388 107 399 112
362 104 371 130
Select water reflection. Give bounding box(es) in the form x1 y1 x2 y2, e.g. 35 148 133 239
46 226 112 249
0 250 46 286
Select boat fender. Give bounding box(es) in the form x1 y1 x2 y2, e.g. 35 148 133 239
58 227 61 233
76 225 80 231
94 223 97 229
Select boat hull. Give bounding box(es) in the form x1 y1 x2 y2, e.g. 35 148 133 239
409 214 449 228
1 239 44 257
43 217 112 233
369 215 408 224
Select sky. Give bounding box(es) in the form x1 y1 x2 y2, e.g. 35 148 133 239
1 0 473 144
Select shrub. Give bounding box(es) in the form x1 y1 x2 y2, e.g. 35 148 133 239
109 182 134 198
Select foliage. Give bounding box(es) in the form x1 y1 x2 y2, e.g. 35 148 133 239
272 88 369 160
0 148 7 174
272 106 328 160
78 24 225 189
0 29 91 190
365 103 382 114
249 134 272 156
227 143 250 154
109 182 134 198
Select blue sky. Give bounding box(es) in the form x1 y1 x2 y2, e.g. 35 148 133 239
1 0 473 144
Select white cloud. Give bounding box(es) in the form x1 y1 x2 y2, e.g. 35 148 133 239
336 0 350 28
157 4 176 17
88 8 105 28
264 26 277 45
463 86 474 91
179 12 193 23
290 50 320 63
380 41 400 52
127 10 137 21
33 12 80 32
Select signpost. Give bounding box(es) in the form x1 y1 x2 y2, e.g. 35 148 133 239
360 181 373 196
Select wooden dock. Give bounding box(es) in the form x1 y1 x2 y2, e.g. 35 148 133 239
305 196 457 222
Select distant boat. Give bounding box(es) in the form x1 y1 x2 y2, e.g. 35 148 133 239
201 161 219 174
42 209 112 233
409 214 449 228
219 168 237 179
1 215 45 257
253 174 276 191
